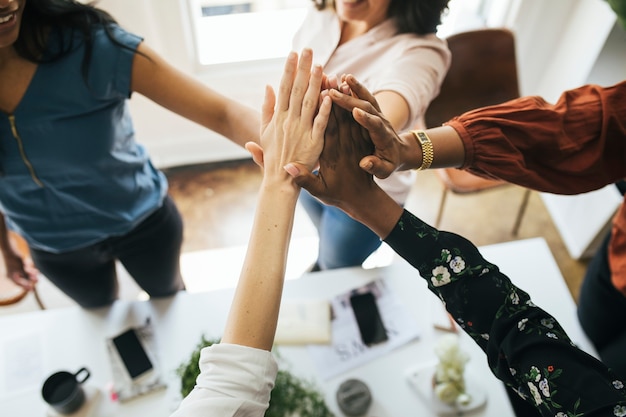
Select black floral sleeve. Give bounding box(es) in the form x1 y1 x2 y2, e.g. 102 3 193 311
384 210 626 416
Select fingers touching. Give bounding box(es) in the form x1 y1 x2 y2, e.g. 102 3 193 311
257 49 331 178
323 76 406 179
258 55 392 187
289 48 316 118
245 142 264 168
261 84 276 138
276 51 298 112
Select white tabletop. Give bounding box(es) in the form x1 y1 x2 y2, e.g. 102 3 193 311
0 237 596 417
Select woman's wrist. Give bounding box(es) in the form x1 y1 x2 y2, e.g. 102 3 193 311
260 175 300 200
401 126 466 171
397 130 422 171
428 126 465 168
342 187 403 239
409 130 434 171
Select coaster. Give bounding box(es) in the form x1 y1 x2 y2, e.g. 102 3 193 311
46 385 102 417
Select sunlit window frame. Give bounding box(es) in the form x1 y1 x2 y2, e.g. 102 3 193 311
186 0 309 69
185 0 498 70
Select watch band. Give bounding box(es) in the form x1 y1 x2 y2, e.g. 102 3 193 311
411 130 434 171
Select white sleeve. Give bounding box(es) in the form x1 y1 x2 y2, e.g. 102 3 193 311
169 343 278 417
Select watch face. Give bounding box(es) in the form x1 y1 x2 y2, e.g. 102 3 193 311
411 130 434 171
415 130 430 144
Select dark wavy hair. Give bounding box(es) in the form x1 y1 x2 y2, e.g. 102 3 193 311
312 0 451 34
15 0 126 80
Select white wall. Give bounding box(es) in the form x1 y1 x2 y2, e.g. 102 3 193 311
586 21 626 86
97 0 621 169
508 0 623 260
503 0 617 99
98 0 282 168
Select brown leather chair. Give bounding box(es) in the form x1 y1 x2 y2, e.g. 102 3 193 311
425 28 531 236
0 232 45 309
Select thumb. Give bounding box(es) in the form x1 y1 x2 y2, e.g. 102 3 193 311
284 163 321 193
245 142 264 168
359 156 394 179
261 85 275 133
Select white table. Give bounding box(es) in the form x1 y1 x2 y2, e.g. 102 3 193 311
0 238 596 416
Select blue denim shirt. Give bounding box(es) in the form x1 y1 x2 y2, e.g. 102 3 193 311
0 25 167 253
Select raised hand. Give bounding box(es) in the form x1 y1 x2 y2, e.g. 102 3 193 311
222 49 331 351
287 100 377 214
246 49 331 178
287 100 403 238
328 75 414 179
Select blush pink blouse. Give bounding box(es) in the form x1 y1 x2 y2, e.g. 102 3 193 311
292 7 451 204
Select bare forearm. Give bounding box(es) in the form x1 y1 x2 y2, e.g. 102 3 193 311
140 76 260 148
342 187 404 240
375 90 410 132
190 94 261 147
132 42 260 148
169 92 260 148
399 125 466 170
221 180 299 350
219 99 261 146
214 47 328 350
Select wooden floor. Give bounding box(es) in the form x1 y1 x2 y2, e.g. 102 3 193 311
164 158 590 301
1 158 590 314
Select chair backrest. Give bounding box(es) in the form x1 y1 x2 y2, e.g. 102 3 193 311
425 28 520 128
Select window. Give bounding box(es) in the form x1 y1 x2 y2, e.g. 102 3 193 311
187 0 497 67
438 0 491 37
187 0 309 66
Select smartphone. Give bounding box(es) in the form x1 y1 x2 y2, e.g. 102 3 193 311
349 291 388 347
110 327 155 383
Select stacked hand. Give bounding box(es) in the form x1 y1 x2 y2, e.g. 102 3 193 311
246 48 331 183
245 59 405 238
287 97 378 215
286 75 404 238
327 74 411 179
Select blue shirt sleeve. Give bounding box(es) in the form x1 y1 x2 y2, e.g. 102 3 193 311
87 24 143 100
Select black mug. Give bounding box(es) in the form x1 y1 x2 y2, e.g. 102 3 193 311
41 367 91 415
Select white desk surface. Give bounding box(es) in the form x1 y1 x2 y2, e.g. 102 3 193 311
0 237 596 417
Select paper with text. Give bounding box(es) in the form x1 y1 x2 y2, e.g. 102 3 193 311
307 279 420 380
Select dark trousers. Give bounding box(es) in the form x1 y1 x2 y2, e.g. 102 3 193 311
577 229 626 380
30 196 185 308
577 180 626 380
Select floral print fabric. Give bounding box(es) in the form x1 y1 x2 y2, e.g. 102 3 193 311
384 210 626 416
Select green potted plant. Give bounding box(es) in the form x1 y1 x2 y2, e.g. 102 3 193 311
176 336 335 417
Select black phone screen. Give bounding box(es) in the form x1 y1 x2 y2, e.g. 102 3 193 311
349 291 388 346
112 328 154 379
